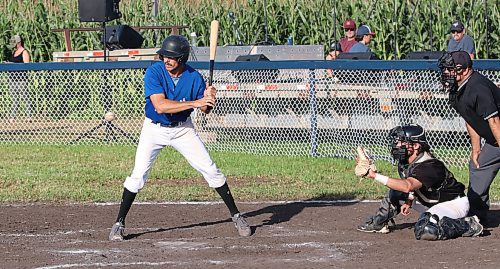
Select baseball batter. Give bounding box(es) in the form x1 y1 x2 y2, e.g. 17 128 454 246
357 124 483 240
109 35 251 240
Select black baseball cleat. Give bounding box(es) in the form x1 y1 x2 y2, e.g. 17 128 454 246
232 213 251 237
357 217 390 234
463 216 483 237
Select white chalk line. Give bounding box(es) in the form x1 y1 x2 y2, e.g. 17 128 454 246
33 261 181 269
2 200 499 207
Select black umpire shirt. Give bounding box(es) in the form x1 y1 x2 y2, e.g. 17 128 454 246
449 71 500 147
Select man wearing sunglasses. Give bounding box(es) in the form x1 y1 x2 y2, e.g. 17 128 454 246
339 19 357 53
447 20 476 59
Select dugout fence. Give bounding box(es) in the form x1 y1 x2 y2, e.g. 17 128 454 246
0 60 499 166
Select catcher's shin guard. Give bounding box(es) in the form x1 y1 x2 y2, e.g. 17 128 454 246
376 194 398 223
439 216 483 239
415 213 483 240
414 212 440 240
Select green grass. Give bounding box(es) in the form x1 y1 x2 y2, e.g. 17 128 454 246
0 144 497 203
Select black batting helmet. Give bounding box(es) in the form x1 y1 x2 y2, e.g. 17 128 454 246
157 35 190 64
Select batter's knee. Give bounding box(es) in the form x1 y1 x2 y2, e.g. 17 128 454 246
414 212 440 241
207 174 226 188
202 167 225 188
123 176 145 193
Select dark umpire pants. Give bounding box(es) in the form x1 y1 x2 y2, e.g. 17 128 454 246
467 143 500 221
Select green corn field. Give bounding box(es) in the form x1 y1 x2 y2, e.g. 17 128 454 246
0 0 498 62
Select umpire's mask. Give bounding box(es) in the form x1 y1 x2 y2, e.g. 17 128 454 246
438 51 472 94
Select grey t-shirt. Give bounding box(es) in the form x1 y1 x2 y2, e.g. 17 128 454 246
349 43 371 53
447 35 476 55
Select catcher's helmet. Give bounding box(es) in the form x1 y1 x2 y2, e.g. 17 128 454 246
388 124 427 145
157 35 190 64
388 124 429 161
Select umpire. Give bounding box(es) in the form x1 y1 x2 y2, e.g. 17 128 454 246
439 51 500 224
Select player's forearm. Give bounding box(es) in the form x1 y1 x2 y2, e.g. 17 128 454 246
487 116 500 146
367 171 414 193
385 177 414 193
154 99 197 114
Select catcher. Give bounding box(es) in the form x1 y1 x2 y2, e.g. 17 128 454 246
355 124 483 240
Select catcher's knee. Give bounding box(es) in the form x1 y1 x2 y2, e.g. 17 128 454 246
414 212 440 241
123 176 145 193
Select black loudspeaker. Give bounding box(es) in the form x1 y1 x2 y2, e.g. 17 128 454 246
235 54 271 62
102 25 144 50
406 51 445 60
233 54 279 83
78 0 121 22
337 52 378 60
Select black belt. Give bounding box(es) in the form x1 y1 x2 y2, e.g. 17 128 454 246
152 120 182 127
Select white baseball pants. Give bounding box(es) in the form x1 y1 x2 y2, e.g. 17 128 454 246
412 196 470 219
123 117 226 193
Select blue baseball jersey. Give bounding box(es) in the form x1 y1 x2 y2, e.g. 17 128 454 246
144 62 206 124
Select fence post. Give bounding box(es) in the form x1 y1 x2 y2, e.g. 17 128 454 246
309 69 318 157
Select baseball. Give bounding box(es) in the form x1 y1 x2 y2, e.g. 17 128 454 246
104 111 116 121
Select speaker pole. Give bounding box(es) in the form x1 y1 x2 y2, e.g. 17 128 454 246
102 22 107 61
331 0 337 46
151 0 159 47
263 0 269 44
428 0 433 50
484 0 489 58
392 0 397 59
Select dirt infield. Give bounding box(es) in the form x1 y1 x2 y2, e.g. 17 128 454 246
1 201 499 269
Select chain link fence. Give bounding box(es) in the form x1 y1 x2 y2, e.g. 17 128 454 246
1 61 499 166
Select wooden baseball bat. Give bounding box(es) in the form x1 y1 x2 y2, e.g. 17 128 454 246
206 20 219 112
208 20 219 86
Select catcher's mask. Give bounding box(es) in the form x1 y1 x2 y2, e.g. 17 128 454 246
157 35 190 64
388 124 429 162
438 51 472 94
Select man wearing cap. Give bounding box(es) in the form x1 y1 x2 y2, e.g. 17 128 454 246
447 20 476 59
438 51 500 225
108 35 252 241
349 25 375 53
339 19 357 53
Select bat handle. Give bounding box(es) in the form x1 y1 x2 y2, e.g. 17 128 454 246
206 60 215 112
208 60 214 86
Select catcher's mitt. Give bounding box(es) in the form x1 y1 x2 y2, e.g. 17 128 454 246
354 145 377 177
